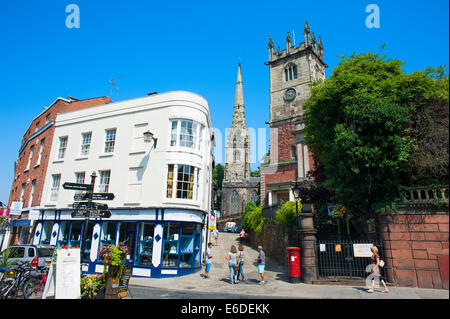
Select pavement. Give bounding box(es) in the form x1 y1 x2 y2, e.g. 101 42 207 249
127 232 449 299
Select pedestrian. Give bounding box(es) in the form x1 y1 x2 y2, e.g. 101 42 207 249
212 228 219 246
204 242 213 279
225 245 238 284
236 244 245 282
239 229 246 244
255 245 265 285
367 245 389 293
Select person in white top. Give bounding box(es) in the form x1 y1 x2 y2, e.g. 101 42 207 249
236 244 245 282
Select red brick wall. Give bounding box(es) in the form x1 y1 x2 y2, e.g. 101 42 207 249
379 210 449 289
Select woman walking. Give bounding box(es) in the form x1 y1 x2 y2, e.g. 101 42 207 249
236 245 245 282
367 245 389 293
225 245 238 284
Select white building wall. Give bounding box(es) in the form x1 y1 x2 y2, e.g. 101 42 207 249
42 91 213 214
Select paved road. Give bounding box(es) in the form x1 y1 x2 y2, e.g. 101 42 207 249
127 286 300 299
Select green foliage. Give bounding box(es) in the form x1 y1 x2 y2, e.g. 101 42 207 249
275 201 302 227
304 51 449 216
250 170 260 177
242 202 264 233
0 247 14 269
80 274 106 299
213 164 225 189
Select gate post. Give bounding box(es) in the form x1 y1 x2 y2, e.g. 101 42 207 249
297 205 318 284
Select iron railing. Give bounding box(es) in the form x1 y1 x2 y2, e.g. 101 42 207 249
316 239 386 279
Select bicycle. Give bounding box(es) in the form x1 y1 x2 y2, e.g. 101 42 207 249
0 261 33 299
22 265 49 299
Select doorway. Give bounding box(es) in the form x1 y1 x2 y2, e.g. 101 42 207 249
118 222 136 266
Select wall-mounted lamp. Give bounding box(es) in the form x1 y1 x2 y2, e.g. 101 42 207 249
143 130 158 148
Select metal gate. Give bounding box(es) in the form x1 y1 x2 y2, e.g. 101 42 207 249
316 239 385 279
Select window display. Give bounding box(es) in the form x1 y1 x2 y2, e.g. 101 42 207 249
69 221 83 248
57 221 70 247
136 222 154 266
40 221 53 245
163 223 180 267
180 224 194 267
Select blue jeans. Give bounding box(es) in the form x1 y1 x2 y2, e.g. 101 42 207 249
237 262 245 280
229 263 236 283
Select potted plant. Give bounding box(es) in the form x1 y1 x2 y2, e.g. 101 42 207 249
80 274 106 299
98 243 129 299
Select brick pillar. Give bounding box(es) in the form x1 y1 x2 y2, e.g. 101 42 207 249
297 212 318 284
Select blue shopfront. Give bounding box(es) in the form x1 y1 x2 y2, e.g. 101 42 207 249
32 208 206 278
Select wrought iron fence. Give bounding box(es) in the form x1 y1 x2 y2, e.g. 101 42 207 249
316 239 386 279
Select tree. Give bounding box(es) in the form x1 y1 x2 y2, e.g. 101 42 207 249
304 52 448 216
213 164 225 189
250 170 260 177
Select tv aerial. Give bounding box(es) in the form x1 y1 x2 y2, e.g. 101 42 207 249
109 76 122 98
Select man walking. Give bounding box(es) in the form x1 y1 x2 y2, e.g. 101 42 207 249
204 242 213 279
256 245 265 285
212 228 219 246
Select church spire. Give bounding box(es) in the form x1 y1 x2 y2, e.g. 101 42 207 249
232 58 246 129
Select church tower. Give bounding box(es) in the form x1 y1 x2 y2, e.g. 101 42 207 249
221 60 259 218
224 59 251 181
260 21 327 206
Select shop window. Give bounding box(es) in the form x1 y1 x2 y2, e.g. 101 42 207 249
100 222 116 247
57 221 70 247
82 222 95 261
162 222 181 267
40 221 54 245
69 221 83 248
194 224 202 267
180 224 195 267
136 222 154 266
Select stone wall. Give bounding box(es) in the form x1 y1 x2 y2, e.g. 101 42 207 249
247 219 295 267
379 206 449 289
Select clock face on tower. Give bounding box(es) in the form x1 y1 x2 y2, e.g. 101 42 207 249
283 88 296 102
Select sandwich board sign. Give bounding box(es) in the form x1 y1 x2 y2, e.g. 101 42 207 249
42 248 81 299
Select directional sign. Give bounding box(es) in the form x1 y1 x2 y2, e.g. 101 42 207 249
73 202 108 211
90 210 112 218
63 182 93 191
71 210 90 218
73 193 115 201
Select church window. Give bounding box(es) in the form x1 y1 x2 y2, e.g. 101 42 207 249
234 151 240 162
231 191 239 216
285 65 298 82
250 191 259 204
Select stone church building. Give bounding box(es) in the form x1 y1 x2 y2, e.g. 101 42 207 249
221 60 259 218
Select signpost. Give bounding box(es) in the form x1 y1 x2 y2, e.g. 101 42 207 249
74 193 115 201
63 182 94 191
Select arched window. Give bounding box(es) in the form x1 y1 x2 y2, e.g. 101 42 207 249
250 191 259 204
285 64 298 81
231 191 240 216
234 150 240 162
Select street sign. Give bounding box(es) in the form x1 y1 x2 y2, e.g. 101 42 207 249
90 210 112 218
73 193 115 201
73 202 108 211
63 182 93 191
71 210 90 218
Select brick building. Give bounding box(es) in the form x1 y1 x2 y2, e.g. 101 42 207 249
260 21 327 207
4 96 111 247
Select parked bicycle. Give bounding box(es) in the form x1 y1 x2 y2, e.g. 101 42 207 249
0 261 33 299
22 265 49 299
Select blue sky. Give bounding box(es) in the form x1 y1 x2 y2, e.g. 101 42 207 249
0 0 448 204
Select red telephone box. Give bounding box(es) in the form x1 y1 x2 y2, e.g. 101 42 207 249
286 247 301 283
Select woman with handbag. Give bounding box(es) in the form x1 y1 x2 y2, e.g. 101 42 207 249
367 245 389 293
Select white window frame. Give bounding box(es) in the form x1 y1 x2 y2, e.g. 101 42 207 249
29 180 36 207
98 170 111 193
36 139 44 166
26 146 34 170
80 132 92 157
50 174 61 202
165 164 198 200
104 129 116 153
57 136 68 159
169 119 202 150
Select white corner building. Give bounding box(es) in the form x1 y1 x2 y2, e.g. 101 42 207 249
35 91 214 277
